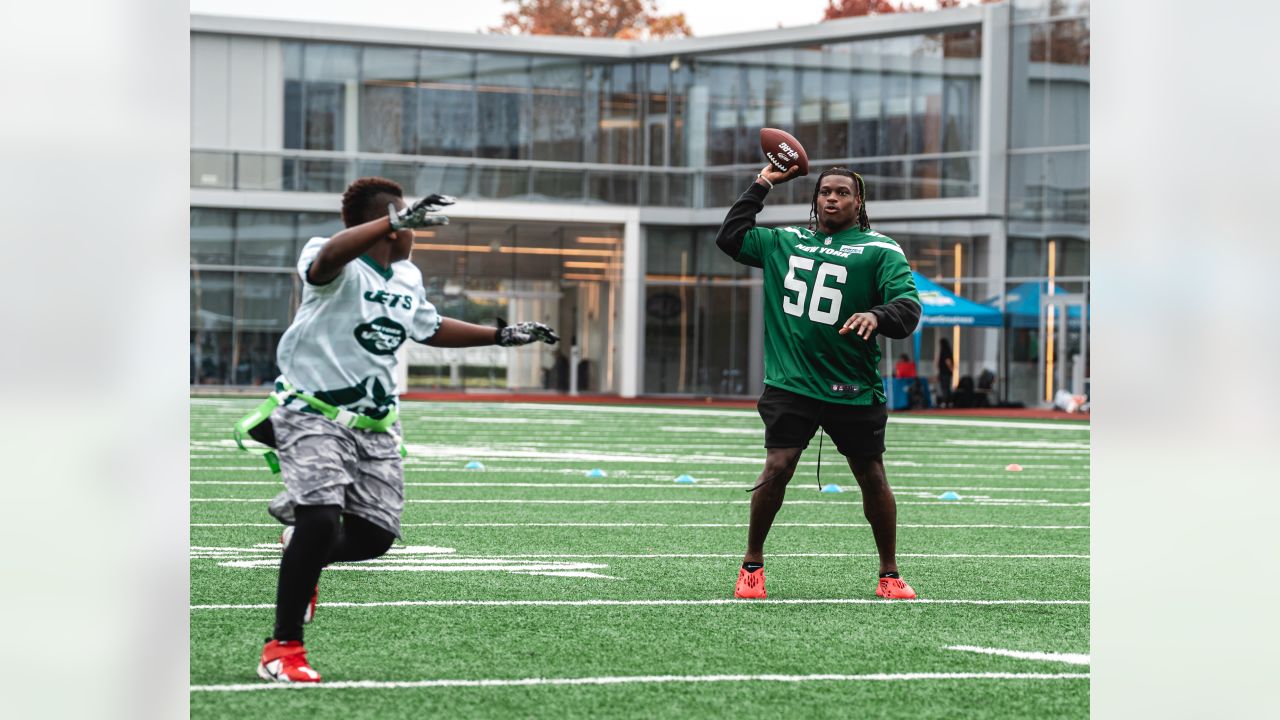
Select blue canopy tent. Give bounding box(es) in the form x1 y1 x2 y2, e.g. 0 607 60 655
985 281 1086 328
886 273 1003 409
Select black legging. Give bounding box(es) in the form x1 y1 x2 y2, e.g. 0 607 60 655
273 505 396 642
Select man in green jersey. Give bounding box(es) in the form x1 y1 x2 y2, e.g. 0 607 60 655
716 164 922 601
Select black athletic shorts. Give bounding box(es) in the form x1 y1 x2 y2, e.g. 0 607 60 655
756 385 888 458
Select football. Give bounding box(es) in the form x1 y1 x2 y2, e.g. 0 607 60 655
759 127 809 176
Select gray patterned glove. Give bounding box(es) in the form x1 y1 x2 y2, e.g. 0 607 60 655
389 193 455 231
495 319 560 347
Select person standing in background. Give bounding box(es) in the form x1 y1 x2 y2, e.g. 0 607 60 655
937 338 955 408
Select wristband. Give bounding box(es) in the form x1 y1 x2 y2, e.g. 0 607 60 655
756 174 774 190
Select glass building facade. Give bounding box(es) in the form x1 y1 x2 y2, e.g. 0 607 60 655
191 0 1089 406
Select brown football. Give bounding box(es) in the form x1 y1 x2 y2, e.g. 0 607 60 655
759 127 809 176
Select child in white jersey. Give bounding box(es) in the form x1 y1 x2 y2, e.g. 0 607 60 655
256 177 558 684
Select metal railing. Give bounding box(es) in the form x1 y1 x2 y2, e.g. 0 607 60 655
191 148 981 208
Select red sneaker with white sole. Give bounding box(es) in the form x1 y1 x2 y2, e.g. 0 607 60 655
876 576 917 599
257 639 321 683
734 567 767 599
281 526 318 624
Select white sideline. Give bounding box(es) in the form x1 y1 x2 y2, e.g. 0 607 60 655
192 598 1088 610
192 522 1089 530
945 645 1090 666
191 671 1089 693
191 498 1090 507
189 480 1090 493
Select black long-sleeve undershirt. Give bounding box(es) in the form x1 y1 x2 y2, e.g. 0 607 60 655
714 181 922 339
714 182 770 265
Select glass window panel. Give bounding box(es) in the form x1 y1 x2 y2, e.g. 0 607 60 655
821 51 852 160
356 159 418 192
283 43 304 149
941 154 976 197
234 273 297 385
850 39 882 158
475 53 531 160
702 172 740 208
869 161 907 201
1011 23 1049 148
879 37 912 156
1046 150 1089 224
302 44 358 150
191 208 234 265
694 227 748 279
360 47 419 155
911 35 944 155
412 219 470 290
643 283 687 393
531 57 584 162
418 50 476 157
646 226 694 276
668 63 692 167
417 163 473 199
910 158 942 199
699 60 739 166
474 165 529 199
645 63 669 166
794 59 823 160
297 212 342 247
190 269 234 385
531 168 584 201
191 269 234 331
738 62 766 164
298 158 351 193
459 222 517 279
1007 236 1043 277
589 170 638 205
595 63 640 165
764 51 796 135
1046 18 1090 145
235 211 295 267
1008 152 1046 221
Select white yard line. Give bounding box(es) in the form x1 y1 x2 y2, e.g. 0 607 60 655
191 671 1088 693
945 645 1090 666
192 598 1088 610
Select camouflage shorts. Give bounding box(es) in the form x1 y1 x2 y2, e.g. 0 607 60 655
265 406 405 538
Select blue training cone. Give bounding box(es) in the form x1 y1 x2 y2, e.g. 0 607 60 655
586 468 607 478
464 460 485 470
674 474 696 484
820 484 843 493
938 491 961 501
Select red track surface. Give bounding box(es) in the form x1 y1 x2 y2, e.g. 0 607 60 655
398 391 1089 422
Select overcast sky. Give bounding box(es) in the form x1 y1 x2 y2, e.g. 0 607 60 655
190 0 949 37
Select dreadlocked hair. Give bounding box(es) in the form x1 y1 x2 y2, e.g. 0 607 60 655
341 176 404 228
808 167 871 233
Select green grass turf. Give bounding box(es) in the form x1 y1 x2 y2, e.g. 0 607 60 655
190 398 1089 719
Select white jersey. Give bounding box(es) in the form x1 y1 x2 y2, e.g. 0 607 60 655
276 237 441 415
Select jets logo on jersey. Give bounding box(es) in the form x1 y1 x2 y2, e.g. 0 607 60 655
364 290 413 309
353 317 408 355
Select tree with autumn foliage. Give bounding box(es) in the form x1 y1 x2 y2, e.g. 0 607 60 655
491 0 692 39
823 0 1005 20
822 0 924 18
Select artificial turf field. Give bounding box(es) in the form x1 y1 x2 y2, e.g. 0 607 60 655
190 397 1090 718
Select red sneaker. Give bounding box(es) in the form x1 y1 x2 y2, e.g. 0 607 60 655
876 576 917 600
734 567 767 599
281 526 318 624
257 639 321 683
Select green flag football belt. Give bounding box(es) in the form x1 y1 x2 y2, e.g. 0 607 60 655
233 381 406 473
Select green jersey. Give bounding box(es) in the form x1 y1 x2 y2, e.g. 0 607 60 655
737 223 920 405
